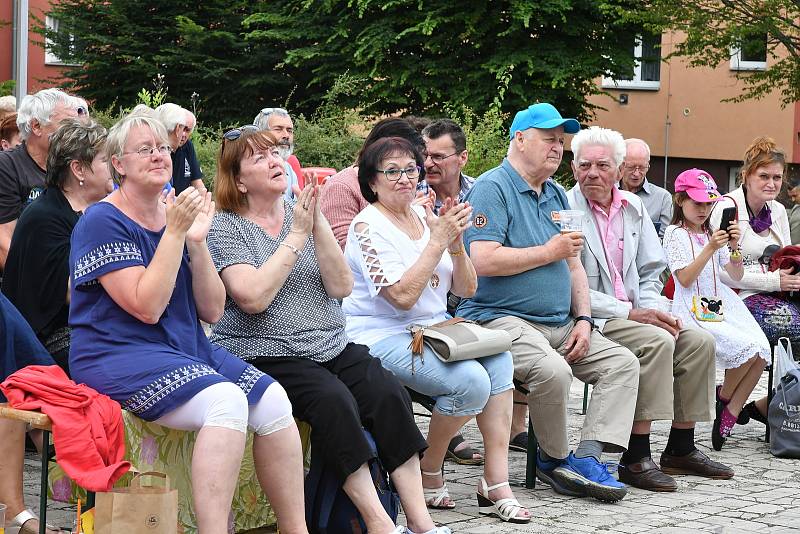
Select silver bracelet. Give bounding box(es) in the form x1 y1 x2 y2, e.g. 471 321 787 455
279 242 301 256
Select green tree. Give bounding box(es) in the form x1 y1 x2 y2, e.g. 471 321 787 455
39 0 303 124
632 1 800 106
245 0 644 121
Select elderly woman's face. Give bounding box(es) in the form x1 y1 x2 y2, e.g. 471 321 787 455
84 151 114 199
372 151 420 208
789 185 800 204
237 144 286 198
114 124 172 189
745 162 783 204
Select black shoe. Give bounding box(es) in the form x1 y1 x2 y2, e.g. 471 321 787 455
743 401 768 426
711 416 726 451
736 409 750 425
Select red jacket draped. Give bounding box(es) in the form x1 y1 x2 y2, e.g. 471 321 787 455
1 365 130 491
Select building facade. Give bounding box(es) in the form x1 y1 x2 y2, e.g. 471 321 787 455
1 0 69 98
586 30 800 194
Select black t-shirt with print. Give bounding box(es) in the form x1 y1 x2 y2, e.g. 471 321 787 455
0 142 46 224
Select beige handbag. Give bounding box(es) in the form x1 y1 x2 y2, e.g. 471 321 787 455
408 318 513 369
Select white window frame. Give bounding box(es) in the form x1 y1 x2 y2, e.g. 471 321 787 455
602 35 661 91
728 166 742 192
730 43 767 71
45 15 78 66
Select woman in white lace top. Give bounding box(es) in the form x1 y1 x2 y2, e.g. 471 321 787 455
343 137 530 525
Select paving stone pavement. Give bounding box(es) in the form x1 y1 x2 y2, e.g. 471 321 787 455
22 369 800 533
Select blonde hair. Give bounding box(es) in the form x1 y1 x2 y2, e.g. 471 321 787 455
105 110 169 185
740 136 786 187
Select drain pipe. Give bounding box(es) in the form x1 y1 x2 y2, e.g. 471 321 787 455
12 0 29 101
662 31 673 189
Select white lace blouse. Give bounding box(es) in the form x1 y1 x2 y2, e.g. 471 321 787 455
342 204 452 347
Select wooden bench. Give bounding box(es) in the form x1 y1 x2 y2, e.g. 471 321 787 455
0 403 95 534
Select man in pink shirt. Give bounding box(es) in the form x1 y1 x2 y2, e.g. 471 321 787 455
566 126 731 492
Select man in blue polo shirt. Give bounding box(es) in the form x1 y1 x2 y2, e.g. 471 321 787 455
458 103 639 503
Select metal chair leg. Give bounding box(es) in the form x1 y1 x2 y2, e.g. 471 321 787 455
766 345 775 443
582 383 589 415
525 417 537 489
39 430 50 534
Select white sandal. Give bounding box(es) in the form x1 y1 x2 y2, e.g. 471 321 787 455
7 508 63 534
476 477 530 524
421 469 455 509
405 527 452 534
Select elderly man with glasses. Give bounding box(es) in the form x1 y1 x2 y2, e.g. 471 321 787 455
254 107 302 200
618 138 672 238
418 119 474 215
0 88 87 270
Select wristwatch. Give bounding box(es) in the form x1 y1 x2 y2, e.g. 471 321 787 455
574 315 595 329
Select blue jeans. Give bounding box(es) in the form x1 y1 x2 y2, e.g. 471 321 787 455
370 332 514 416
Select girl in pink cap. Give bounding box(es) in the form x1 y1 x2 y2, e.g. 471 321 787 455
662 168 770 451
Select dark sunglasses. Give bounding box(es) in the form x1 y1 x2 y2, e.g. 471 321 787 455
222 124 259 141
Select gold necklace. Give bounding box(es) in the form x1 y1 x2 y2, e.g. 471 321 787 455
379 203 422 240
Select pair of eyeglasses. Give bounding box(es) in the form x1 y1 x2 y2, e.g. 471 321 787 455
426 152 459 164
223 124 259 141
123 145 172 158
377 166 422 181
624 164 649 174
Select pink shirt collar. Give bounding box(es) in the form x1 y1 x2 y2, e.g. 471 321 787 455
587 186 628 215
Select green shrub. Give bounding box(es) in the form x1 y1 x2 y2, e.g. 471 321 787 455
292 74 367 170
192 127 222 190
0 80 15 97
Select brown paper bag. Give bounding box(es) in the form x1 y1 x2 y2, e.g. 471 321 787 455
94 471 178 534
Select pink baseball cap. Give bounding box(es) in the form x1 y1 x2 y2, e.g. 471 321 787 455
674 168 723 202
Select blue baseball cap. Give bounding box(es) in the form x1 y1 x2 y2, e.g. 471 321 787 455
509 103 580 140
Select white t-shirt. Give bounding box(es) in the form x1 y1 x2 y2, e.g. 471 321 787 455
343 204 452 347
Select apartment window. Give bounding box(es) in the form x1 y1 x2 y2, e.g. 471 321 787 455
729 166 742 192
730 34 767 71
45 15 77 66
602 33 662 90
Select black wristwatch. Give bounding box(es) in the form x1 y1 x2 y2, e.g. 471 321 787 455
574 315 595 329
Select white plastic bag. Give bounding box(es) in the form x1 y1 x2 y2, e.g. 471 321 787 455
773 337 800 390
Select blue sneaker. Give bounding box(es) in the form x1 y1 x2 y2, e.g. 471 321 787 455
553 453 628 502
535 451 585 497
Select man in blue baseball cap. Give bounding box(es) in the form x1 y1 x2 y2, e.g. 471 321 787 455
457 103 640 503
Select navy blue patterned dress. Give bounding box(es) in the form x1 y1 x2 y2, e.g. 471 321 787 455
68 202 274 421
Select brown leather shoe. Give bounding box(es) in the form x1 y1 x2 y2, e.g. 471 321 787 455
619 457 678 492
660 449 734 479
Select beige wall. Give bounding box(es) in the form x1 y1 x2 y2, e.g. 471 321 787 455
585 31 798 164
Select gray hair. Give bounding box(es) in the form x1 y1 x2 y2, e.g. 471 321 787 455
129 104 158 119
0 95 16 114
16 88 82 141
625 138 651 160
571 126 626 167
46 118 107 189
253 107 290 131
105 112 169 185
154 103 187 132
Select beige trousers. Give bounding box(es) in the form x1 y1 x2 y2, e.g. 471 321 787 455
485 315 639 458
601 319 716 423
